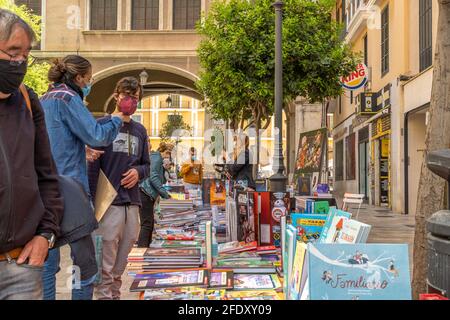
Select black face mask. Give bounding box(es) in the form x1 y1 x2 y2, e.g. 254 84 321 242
0 59 28 94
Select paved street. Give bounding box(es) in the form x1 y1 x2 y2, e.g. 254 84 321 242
55 204 416 300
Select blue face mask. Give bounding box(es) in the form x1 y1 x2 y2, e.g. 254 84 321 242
82 84 92 97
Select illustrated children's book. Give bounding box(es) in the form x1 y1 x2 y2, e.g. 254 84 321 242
233 274 282 291
291 213 327 243
226 290 281 300
319 208 352 243
335 219 372 244
307 243 412 300
208 270 234 289
130 270 210 292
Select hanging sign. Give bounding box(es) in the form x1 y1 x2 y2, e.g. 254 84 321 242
340 63 369 91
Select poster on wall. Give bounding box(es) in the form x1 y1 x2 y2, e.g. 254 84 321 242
295 128 327 174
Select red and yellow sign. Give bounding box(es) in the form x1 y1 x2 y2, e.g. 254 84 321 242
341 63 368 91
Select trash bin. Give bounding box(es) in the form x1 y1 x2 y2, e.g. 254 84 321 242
427 210 450 297
426 149 450 298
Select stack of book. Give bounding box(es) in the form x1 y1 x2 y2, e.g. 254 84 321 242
215 241 279 274
130 269 233 293
127 247 204 273
159 197 194 210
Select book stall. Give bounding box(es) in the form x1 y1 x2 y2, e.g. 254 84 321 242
126 172 413 300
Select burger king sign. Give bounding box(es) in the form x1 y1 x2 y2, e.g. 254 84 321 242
341 63 368 91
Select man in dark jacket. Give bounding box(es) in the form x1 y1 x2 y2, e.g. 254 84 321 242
0 9 63 300
226 135 256 190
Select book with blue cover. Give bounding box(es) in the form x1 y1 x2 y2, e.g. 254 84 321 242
291 213 327 243
307 243 412 300
319 208 352 243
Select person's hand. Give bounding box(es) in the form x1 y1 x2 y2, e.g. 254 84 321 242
16 236 49 267
86 147 104 162
121 169 139 189
112 111 124 121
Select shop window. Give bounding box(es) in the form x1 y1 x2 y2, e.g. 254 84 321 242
345 133 356 180
335 140 344 181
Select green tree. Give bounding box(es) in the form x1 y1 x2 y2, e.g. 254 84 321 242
197 0 358 173
159 112 192 144
1 0 50 95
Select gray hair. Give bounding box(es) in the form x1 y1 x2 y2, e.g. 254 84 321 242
0 9 36 43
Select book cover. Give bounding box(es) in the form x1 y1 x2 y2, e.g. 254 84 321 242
205 221 213 269
233 274 281 291
270 192 290 247
216 260 273 267
130 270 210 291
218 241 258 254
283 225 296 299
236 192 256 243
142 287 206 300
307 244 412 300
336 220 371 244
297 176 311 196
319 208 352 243
289 241 307 300
150 240 202 248
291 213 327 243
208 270 234 289
305 199 314 213
226 290 280 300
313 201 330 214
130 248 201 259
210 180 226 206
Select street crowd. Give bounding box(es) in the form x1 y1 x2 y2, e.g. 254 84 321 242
0 9 256 300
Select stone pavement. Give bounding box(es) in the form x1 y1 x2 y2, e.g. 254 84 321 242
55 204 416 300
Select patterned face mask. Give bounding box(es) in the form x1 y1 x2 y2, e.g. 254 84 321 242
118 95 139 116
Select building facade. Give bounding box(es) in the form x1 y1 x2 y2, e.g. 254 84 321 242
17 0 292 172
331 0 438 214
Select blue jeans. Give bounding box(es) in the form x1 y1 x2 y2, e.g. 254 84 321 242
42 235 98 300
0 260 43 300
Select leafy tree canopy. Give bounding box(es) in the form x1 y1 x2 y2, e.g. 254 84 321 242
197 0 359 129
159 112 193 144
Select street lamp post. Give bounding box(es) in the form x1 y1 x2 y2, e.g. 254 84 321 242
269 1 287 193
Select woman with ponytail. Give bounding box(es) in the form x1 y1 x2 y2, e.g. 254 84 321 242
39 55 124 300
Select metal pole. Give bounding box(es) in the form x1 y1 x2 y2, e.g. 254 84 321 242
269 1 287 193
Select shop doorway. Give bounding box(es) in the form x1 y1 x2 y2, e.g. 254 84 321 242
359 141 370 200
358 127 370 200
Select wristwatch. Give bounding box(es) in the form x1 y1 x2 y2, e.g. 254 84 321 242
38 233 56 249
